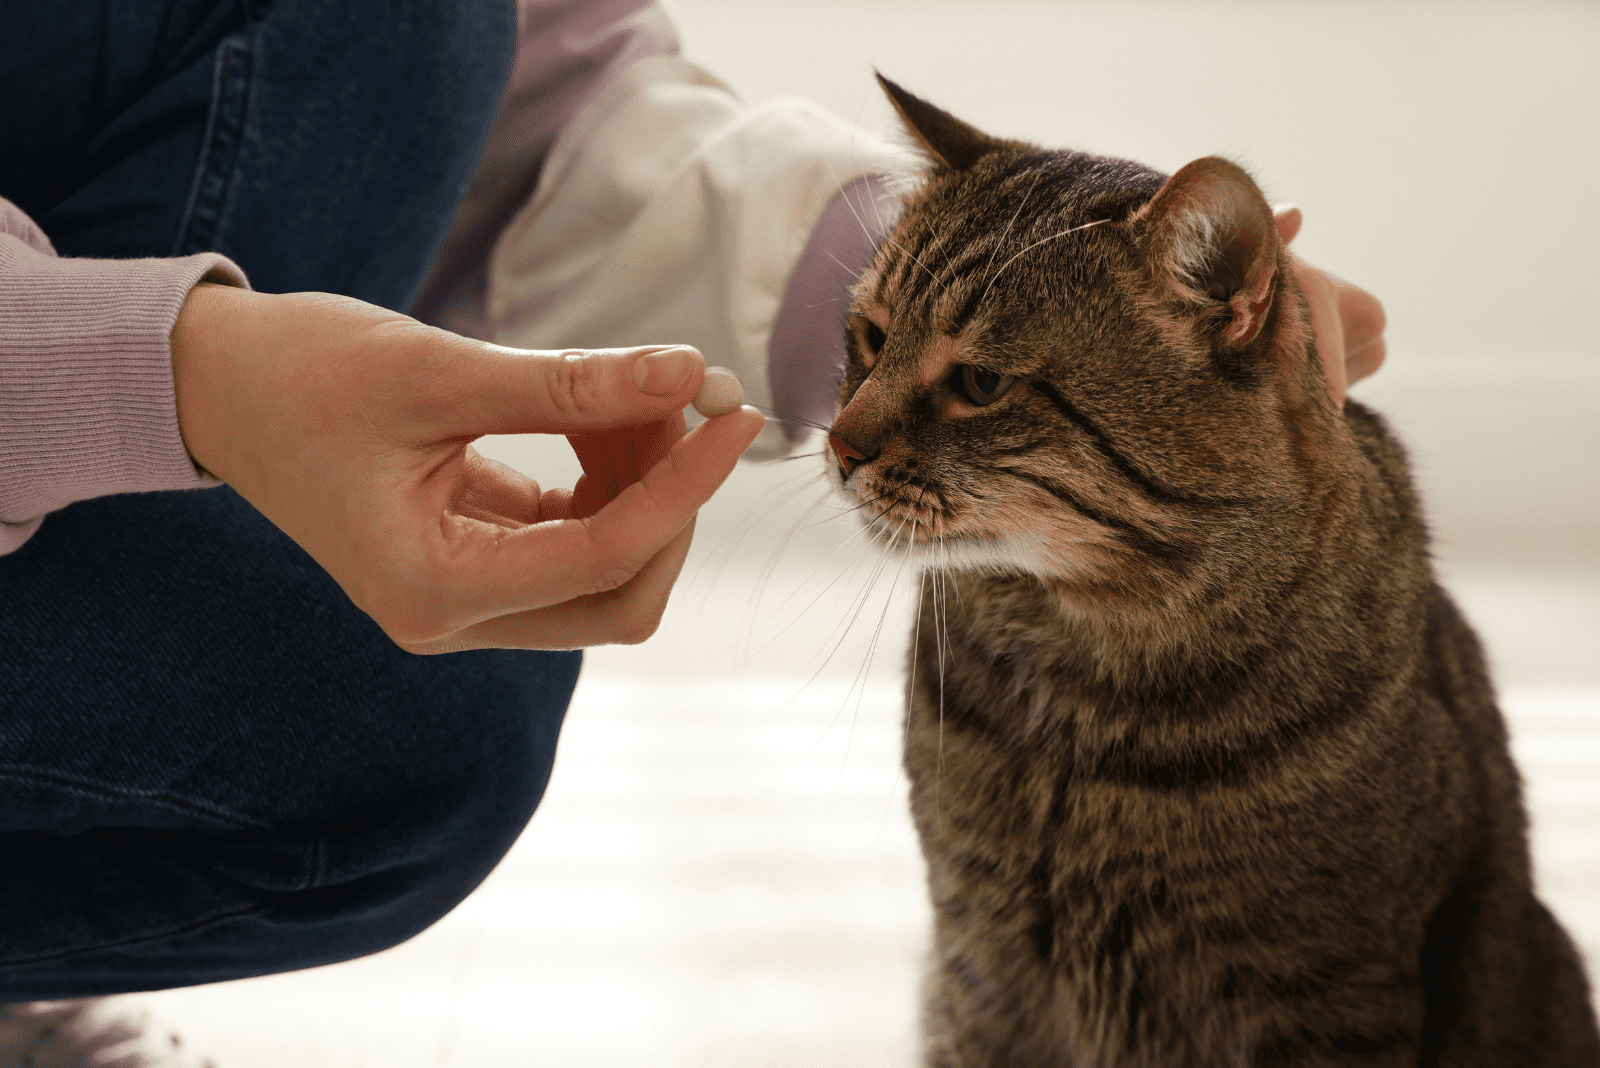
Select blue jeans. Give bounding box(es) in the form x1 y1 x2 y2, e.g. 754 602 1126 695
0 0 583 1000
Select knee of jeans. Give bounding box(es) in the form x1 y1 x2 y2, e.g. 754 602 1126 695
362 0 518 125
270 648 582 959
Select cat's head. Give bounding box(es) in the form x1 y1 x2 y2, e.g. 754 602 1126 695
827 75 1345 605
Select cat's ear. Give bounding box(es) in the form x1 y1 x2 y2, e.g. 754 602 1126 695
876 73 1003 172
1131 157 1280 349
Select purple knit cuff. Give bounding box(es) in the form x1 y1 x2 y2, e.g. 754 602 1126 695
1 217 247 554
767 174 899 445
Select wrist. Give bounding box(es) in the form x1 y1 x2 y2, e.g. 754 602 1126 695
170 281 255 481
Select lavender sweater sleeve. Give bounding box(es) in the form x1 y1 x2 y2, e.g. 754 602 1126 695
768 175 898 441
0 197 246 555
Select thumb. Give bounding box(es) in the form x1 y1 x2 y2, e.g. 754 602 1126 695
432 339 707 437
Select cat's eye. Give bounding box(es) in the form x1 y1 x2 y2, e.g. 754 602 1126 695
861 319 887 355
955 365 1015 406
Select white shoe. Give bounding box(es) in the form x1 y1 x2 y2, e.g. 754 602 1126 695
0 998 217 1068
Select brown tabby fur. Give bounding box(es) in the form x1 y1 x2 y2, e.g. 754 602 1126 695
824 76 1600 1066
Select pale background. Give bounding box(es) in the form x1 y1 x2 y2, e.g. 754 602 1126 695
150 2 1597 1064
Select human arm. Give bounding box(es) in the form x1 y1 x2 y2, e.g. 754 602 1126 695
3 178 763 650
403 0 912 455
0 196 240 555
450 6 1380 440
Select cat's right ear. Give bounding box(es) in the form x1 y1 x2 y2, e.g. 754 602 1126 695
876 73 1002 172
1131 157 1281 350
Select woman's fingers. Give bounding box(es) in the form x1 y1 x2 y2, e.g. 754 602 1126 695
448 450 545 528
427 338 709 438
1272 204 1386 404
1272 204 1304 245
381 406 763 644
169 284 761 654
1291 257 1350 405
401 521 698 654
566 414 688 517
1334 276 1387 385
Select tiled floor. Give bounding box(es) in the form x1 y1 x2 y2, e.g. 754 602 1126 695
144 1 1597 1063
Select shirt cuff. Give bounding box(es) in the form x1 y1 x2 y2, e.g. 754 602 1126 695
1 234 248 554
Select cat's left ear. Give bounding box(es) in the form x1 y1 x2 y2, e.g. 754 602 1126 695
876 73 1004 172
1130 157 1280 348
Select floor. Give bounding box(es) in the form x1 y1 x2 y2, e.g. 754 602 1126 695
146 1 1597 1064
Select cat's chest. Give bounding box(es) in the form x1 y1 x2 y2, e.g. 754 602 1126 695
899 583 1272 887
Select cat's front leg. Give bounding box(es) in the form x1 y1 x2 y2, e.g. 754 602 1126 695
919 957 1042 1068
918 906 1079 1068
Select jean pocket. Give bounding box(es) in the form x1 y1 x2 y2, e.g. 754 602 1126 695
171 31 254 257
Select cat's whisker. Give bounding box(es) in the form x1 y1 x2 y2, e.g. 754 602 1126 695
788 545 903 739
823 155 878 247
691 467 823 618
705 480 837 674
857 141 892 240
741 484 841 659
901 482 949 831
978 217 1113 313
945 537 965 609
745 538 879 663
792 507 879 532
830 508 918 807
905 509 930 822
822 155 940 300
744 504 897 658
823 546 896 740
823 249 857 279
933 549 949 831
876 511 920 844
984 170 1043 281
746 403 837 437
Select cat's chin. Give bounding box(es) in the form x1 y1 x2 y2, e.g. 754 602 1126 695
860 521 1099 582
833 471 1116 582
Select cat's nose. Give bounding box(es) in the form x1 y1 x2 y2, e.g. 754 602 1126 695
828 433 872 478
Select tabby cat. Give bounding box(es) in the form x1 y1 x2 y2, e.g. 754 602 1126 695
824 75 1600 1066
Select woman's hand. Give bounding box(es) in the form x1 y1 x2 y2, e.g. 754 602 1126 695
1273 206 1388 406
170 284 763 653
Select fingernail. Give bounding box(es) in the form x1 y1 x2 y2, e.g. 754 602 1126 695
633 346 698 396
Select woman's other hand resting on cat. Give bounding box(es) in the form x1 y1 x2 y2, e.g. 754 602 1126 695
1273 206 1387 405
169 283 764 654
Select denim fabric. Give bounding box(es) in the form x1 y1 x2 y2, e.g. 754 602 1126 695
1 0 517 310
0 0 583 999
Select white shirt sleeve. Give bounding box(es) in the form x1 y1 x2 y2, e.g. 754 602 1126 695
485 47 912 457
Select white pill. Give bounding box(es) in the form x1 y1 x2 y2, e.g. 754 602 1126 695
692 366 745 418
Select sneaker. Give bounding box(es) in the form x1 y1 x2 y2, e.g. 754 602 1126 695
0 998 217 1068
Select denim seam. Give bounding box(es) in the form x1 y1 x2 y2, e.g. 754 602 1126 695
0 901 266 969
170 33 253 256
0 766 271 831
301 835 325 892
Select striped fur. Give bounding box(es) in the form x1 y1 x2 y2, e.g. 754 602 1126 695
826 77 1600 1066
